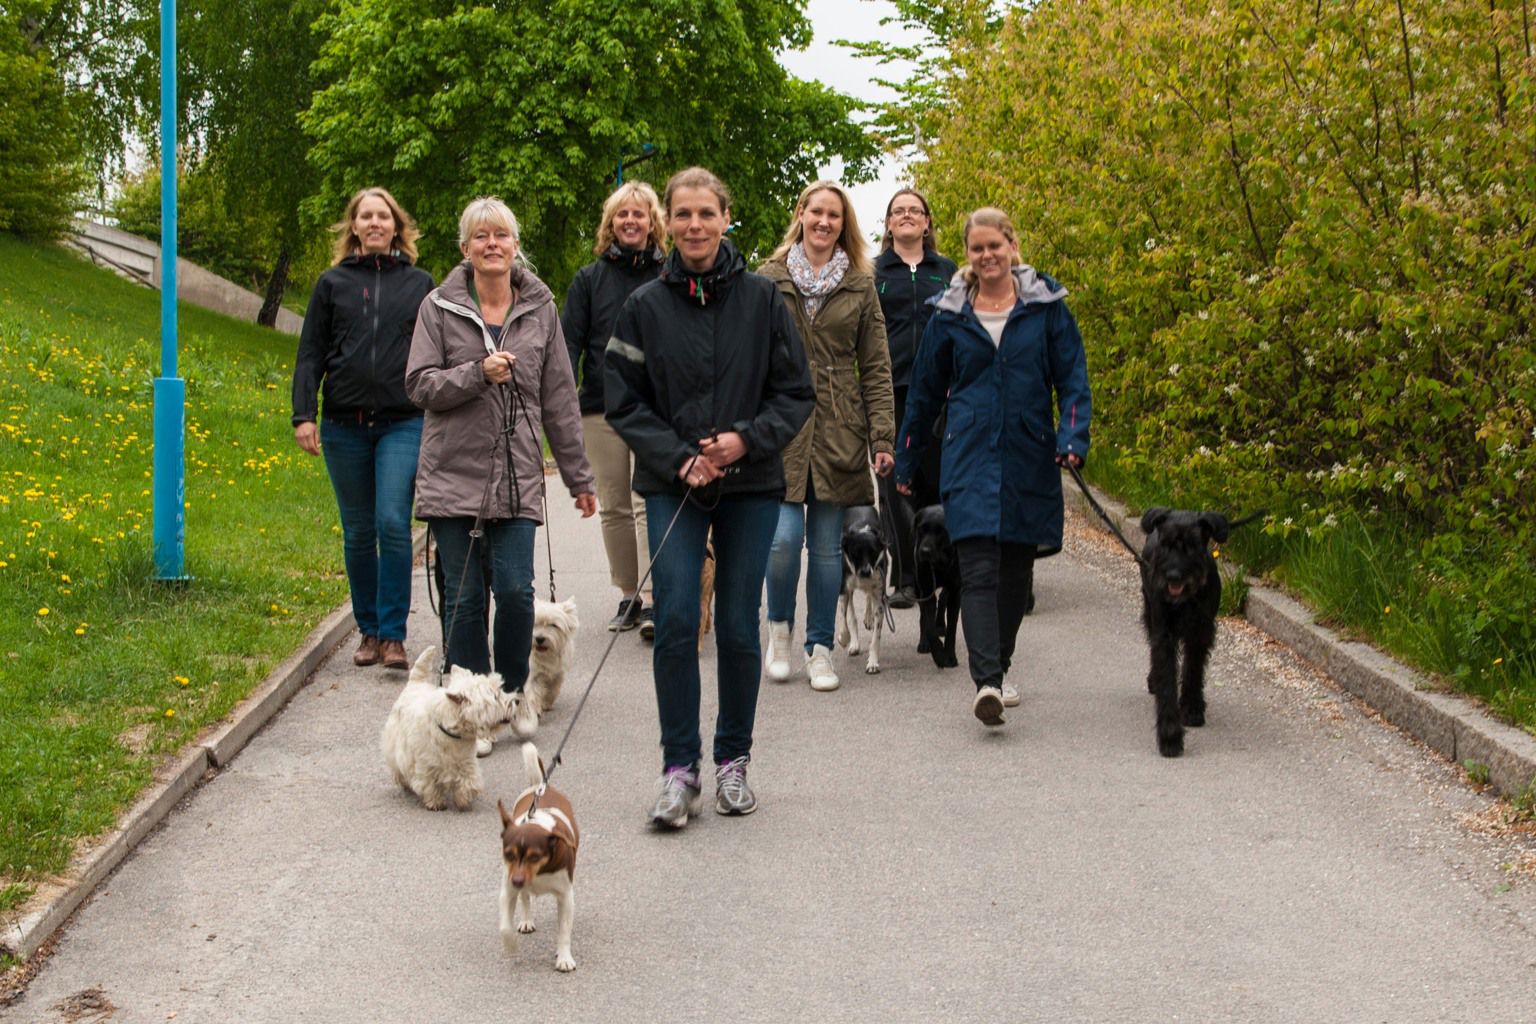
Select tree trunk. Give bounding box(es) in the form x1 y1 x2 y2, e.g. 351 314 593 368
257 246 291 327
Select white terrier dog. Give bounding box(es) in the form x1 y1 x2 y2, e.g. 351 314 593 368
381 646 522 811
527 597 579 715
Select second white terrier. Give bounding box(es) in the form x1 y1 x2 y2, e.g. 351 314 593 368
527 597 579 715
381 646 523 811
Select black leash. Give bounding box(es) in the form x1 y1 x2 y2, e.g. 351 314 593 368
1065 461 1148 568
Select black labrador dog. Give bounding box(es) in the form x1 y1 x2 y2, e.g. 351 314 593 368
1138 507 1234 757
912 504 961 669
836 505 888 675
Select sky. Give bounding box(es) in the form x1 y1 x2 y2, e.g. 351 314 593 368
777 0 925 248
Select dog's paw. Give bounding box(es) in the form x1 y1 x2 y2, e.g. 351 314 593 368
864 658 880 675
916 635 931 654
933 647 958 669
554 952 576 973
837 626 850 648
1182 706 1206 728
848 637 861 656
511 701 539 739
1158 730 1185 758
517 920 537 935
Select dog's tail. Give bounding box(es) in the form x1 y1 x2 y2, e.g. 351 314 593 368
521 742 546 789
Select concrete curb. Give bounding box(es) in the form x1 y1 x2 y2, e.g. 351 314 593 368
1062 472 1536 799
1 530 428 963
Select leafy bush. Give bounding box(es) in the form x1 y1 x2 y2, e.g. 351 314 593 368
0 17 88 239
912 0 1536 726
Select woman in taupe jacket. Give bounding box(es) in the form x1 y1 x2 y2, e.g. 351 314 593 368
759 180 895 693
406 197 595 736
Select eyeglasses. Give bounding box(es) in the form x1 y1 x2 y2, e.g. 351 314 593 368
889 206 928 218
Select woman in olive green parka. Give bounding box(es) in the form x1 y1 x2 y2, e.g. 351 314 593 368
759 180 895 693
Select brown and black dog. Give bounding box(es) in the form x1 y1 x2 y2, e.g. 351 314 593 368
498 744 580 971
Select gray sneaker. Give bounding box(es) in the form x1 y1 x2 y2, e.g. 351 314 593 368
714 756 757 816
648 764 702 828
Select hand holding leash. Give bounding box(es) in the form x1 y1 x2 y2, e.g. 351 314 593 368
482 351 516 385
872 451 894 477
698 431 746 467
574 492 597 517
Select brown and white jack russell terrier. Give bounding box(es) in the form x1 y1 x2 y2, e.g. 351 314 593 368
498 743 580 971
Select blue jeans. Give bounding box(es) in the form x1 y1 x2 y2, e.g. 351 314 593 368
428 517 536 690
646 493 779 769
764 499 844 653
320 416 421 641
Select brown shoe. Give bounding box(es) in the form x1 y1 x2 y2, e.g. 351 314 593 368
353 635 381 666
379 639 408 670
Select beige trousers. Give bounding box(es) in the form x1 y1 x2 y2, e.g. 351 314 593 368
583 413 650 595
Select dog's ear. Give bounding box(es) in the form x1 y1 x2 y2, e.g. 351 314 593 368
1140 507 1171 533
561 597 579 625
445 691 467 706
1199 513 1231 543
498 799 513 827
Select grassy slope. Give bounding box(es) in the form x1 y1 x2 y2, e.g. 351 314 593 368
0 236 347 913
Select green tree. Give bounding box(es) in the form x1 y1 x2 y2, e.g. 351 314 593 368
0 4 90 238
301 0 881 289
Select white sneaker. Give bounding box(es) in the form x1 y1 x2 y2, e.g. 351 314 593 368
765 620 793 682
807 644 840 692
972 686 1005 726
1002 684 1020 708
476 737 494 758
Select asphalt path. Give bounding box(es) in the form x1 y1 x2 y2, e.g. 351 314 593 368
5 495 1535 1023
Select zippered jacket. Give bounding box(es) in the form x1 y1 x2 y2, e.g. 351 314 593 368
291 251 434 426
874 248 958 390
603 240 815 498
758 259 895 506
562 243 665 415
406 261 593 522
895 266 1091 554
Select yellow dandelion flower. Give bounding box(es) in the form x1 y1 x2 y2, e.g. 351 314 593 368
37 607 49 616
1384 605 1391 614
164 708 176 718
1493 658 1504 666
173 675 190 686
74 625 86 636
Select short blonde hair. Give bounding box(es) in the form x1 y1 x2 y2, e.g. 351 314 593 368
330 186 420 265
769 180 870 275
593 181 667 256
959 207 1020 292
457 196 531 268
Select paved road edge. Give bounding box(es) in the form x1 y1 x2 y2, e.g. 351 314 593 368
1063 474 1536 799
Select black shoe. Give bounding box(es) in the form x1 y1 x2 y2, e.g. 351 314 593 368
888 585 917 610
608 596 644 632
639 607 655 642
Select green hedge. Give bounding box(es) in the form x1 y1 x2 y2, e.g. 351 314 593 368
915 0 1535 726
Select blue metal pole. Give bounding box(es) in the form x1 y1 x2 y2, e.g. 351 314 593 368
152 0 187 581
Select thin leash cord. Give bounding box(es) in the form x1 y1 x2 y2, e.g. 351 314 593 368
507 376 559 603
1065 461 1147 568
532 452 720 805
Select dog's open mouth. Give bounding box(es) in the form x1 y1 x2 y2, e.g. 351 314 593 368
1165 582 1187 599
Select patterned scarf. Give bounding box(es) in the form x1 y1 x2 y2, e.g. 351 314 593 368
786 242 849 319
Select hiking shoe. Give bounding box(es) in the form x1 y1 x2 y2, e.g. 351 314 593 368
638 607 655 642
379 638 408 670
1002 683 1021 708
888 585 917 610
476 737 494 758
648 765 702 829
765 621 793 681
353 635 381 666
608 595 644 632
714 756 757 816
973 686 1006 726
807 644 840 692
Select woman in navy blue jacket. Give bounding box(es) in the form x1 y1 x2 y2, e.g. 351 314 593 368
895 207 1090 728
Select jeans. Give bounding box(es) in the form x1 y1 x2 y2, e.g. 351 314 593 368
320 416 421 641
955 537 1037 690
646 492 779 769
428 516 536 690
764 499 844 653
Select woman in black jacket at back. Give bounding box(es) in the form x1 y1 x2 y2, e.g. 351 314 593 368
562 182 667 638
291 187 434 671
605 166 813 830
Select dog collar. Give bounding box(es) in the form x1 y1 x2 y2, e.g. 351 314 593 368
438 723 464 741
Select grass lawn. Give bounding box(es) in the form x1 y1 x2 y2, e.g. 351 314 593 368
0 235 349 921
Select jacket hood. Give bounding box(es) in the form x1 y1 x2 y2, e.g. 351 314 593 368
934 265 1068 313
660 239 746 306
338 250 414 270
436 259 554 315
602 242 666 268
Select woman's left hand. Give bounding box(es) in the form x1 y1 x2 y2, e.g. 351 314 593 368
698 431 747 467
575 492 597 517
872 451 894 477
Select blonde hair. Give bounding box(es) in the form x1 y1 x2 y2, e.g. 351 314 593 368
959 207 1020 292
592 181 667 256
769 180 870 275
331 187 420 265
662 167 732 217
457 196 532 268
878 187 938 254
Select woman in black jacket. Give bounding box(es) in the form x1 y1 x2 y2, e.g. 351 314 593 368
605 167 814 830
562 182 667 638
874 187 958 609
291 187 434 671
